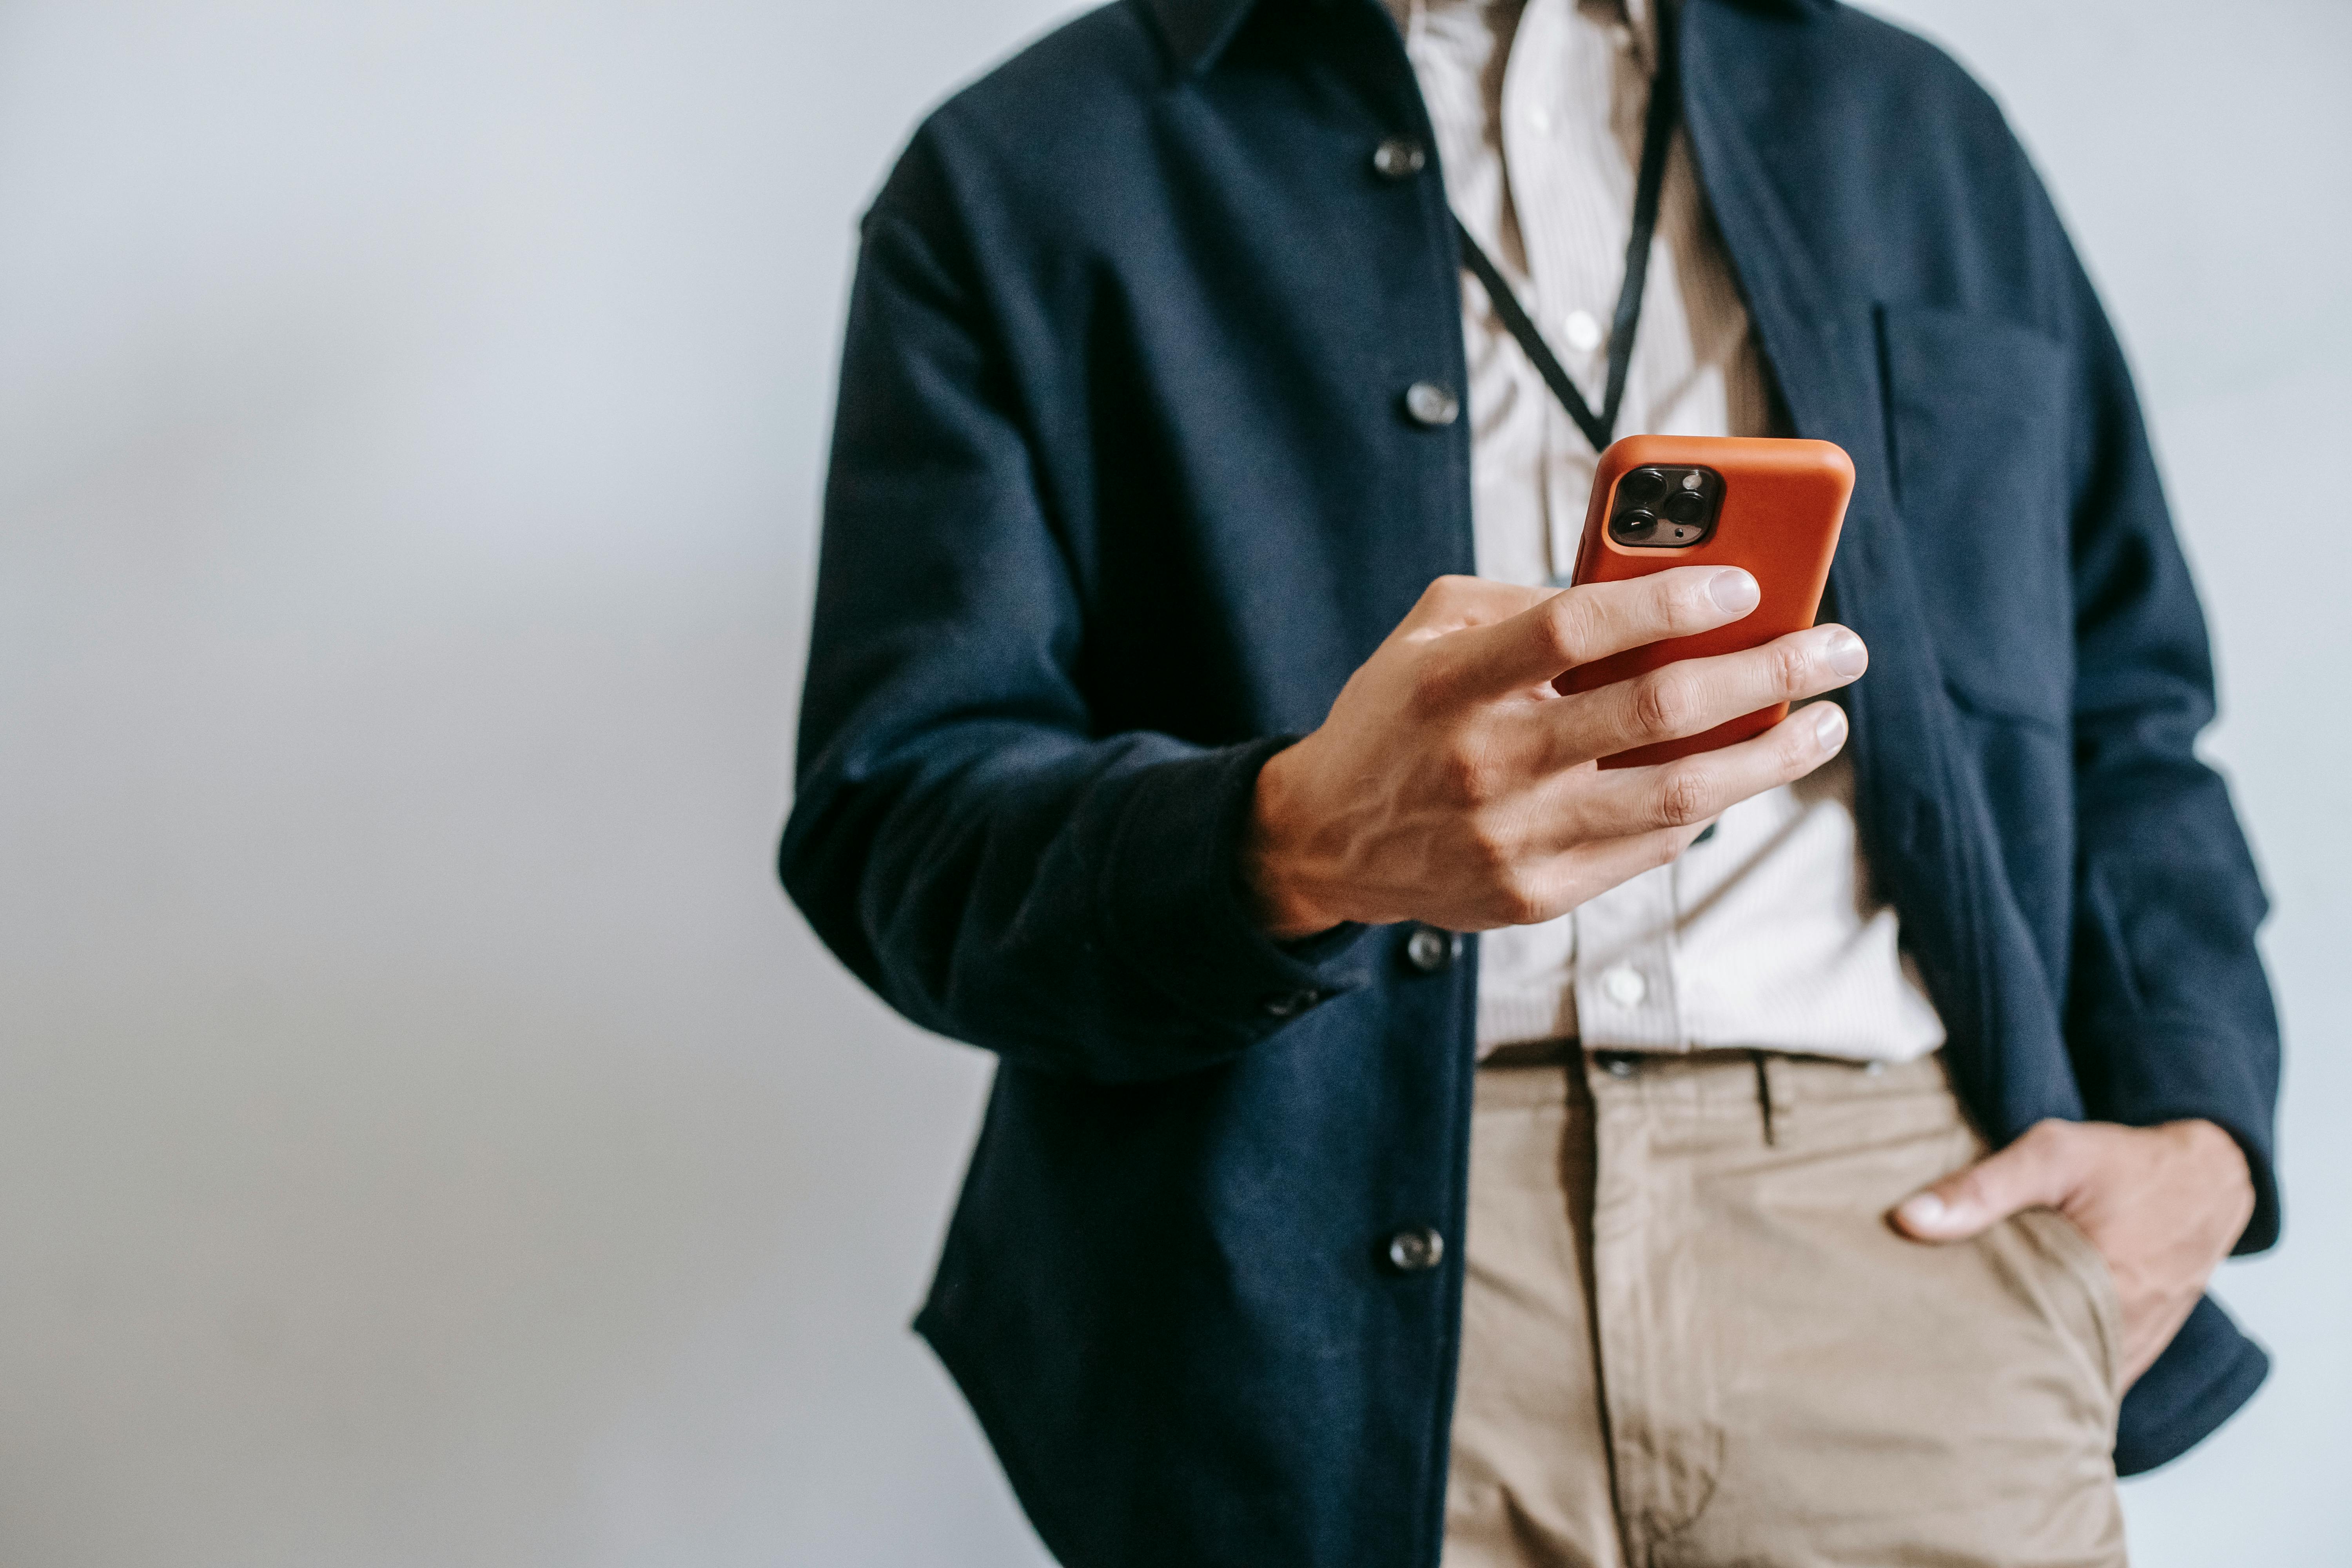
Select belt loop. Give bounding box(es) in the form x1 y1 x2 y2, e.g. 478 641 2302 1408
1749 1050 1777 1147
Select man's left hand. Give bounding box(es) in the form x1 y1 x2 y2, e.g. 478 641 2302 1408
1891 1118 2254 1387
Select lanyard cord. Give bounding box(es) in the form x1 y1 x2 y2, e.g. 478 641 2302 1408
1451 0 1682 455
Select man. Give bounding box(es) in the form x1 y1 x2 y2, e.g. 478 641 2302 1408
784 0 2281 1562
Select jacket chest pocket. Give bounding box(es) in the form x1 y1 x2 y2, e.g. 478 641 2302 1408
1877 302 2075 727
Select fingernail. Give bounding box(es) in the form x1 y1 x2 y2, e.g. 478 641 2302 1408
1812 704 1847 752
1898 1192 1946 1229
1708 569 1759 615
1824 629 1868 679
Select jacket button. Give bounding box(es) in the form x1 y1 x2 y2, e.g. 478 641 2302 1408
1404 925 1455 973
1403 380 1459 427
1262 988 1322 1019
1387 1226 1445 1273
1371 135 1427 180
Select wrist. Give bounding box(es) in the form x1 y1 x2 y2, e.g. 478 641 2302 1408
1242 743 1345 941
2172 1117 2252 1184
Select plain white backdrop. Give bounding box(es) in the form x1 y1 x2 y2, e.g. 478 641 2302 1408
0 2 2343 1563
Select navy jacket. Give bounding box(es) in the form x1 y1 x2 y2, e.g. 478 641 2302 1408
784 0 2283 1560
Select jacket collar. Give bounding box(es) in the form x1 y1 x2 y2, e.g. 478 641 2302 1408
1143 0 1274 74
1143 0 1835 76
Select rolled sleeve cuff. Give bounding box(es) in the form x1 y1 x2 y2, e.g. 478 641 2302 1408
1096 735 1375 1040
2115 1293 2270 1475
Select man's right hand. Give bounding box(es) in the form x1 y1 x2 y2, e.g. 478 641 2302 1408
1242 569 1868 939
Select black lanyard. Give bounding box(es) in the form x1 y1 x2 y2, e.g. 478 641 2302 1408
1451 0 1682 455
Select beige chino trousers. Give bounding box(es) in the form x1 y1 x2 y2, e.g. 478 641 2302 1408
1442 1047 2127 1568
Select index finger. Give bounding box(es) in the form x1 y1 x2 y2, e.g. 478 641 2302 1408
1434 566 1760 699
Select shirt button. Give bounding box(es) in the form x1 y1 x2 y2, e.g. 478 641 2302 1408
1527 106 1552 134
1562 309 1604 353
1599 964 1647 1007
1371 135 1427 180
1261 988 1322 1020
1597 1051 1639 1079
1403 380 1459 427
1404 925 1455 973
1387 1226 1445 1273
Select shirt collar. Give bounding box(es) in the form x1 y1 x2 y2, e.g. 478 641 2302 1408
1146 0 1831 77
1383 0 1655 74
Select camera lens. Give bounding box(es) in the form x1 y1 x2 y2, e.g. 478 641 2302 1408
1662 490 1706 525
1617 468 1669 508
1614 510 1659 538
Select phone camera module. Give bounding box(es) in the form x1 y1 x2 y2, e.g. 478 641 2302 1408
1608 464 1720 549
1617 468 1670 508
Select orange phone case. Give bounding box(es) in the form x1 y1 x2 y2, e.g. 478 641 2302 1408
1557 434 1853 769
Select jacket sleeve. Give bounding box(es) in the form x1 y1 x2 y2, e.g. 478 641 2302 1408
2058 243 2283 1253
779 147 1371 1083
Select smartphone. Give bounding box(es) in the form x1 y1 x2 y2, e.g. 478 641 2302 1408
1555 434 1854 769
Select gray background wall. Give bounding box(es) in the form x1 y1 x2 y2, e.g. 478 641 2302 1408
0 1 2341 1563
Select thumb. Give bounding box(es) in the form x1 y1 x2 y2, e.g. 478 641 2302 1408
1891 1122 2078 1243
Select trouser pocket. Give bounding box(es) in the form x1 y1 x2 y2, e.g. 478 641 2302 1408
2011 1204 2126 1413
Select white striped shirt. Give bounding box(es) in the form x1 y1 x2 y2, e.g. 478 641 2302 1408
1387 0 1946 1062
